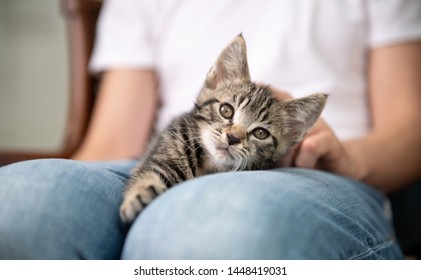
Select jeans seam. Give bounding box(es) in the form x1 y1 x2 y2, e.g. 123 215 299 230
347 239 395 260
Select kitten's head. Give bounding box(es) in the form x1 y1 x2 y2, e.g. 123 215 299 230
194 35 327 171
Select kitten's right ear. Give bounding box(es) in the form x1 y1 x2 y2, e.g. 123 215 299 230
204 34 251 89
281 93 328 144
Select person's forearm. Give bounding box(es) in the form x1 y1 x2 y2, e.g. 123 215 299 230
344 127 421 193
72 69 158 161
355 42 421 192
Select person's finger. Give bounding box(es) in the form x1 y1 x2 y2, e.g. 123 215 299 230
294 132 332 168
272 89 292 100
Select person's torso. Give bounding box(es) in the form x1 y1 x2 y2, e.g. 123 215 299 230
149 0 370 140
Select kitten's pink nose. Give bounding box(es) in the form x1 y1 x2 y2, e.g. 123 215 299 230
226 126 246 145
227 133 241 145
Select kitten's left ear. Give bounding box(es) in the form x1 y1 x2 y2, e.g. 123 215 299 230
281 93 328 144
204 34 251 89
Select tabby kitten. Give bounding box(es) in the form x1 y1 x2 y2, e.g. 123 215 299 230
120 35 327 223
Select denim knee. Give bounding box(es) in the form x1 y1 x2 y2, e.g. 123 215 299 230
122 168 403 259
0 159 129 259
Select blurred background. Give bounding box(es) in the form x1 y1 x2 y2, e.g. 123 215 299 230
0 0 68 150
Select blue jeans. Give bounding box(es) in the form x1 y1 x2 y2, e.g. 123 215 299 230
0 159 403 259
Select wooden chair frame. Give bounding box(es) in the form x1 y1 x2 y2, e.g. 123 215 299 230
0 0 102 166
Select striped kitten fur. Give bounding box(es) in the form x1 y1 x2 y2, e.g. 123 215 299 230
120 35 327 223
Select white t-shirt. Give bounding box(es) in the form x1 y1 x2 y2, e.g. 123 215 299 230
90 0 421 140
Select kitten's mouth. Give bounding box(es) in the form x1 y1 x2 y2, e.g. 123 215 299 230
214 143 235 159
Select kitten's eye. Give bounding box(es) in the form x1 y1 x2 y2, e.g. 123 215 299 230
252 127 270 140
219 103 234 119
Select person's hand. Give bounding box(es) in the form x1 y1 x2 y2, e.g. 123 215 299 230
268 85 358 179
293 117 357 179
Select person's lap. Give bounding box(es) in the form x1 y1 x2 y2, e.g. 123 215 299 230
123 168 402 259
0 159 133 259
0 159 403 259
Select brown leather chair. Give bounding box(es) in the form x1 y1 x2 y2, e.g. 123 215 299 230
0 0 102 166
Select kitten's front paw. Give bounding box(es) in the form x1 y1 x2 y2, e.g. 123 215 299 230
120 178 166 223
